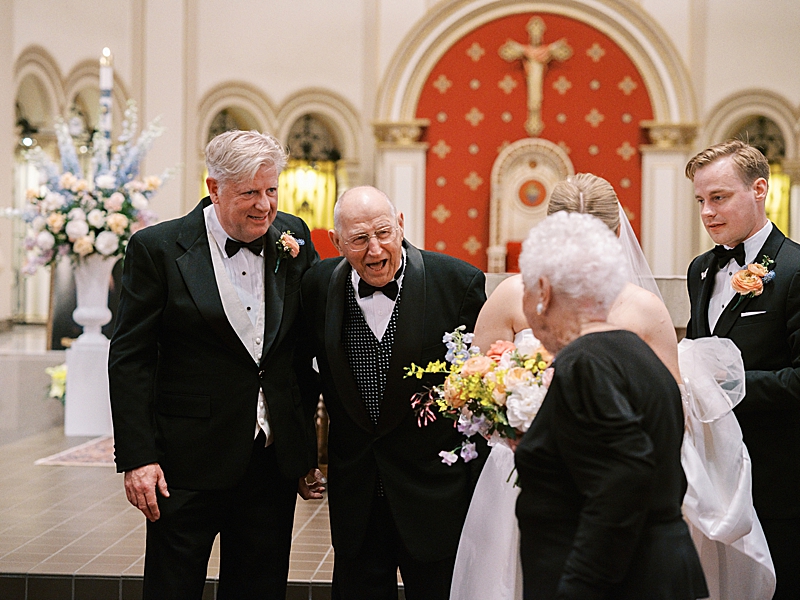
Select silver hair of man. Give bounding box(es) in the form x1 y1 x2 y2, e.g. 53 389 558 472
332 186 397 232
205 130 288 189
519 211 626 316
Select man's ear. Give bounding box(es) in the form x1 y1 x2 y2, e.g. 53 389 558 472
752 177 768 203
207 177 219 203
329 229 344 256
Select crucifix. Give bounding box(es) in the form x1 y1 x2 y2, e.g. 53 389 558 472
499 17 573 137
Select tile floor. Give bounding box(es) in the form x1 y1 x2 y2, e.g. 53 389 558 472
0 427 335 599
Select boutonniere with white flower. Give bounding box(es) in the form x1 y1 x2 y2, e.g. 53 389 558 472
730 255 775 310
275 231 304 273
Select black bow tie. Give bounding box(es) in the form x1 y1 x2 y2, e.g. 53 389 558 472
357 263 404 301
712 243 746 269
358 279 398 300
225 237 263 257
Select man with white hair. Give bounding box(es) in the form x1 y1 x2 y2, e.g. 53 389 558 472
302 186 486 600
109 130 324 599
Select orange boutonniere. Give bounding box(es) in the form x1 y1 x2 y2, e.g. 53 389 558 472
274 231 304 273
731 255 775 310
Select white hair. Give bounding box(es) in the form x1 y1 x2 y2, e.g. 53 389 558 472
519 211 626 316
205 130 288 188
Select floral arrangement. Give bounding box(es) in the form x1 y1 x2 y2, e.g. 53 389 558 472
18 101 169 273
45 363 67 405
731 255 775 309
275 231 304 273
405 326 553 465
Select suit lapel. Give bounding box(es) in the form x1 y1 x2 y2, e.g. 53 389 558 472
260 225 285 362
176 200 250 362
377 242 425 436
326 259 374 433
696 253 717 337
713 226 786 338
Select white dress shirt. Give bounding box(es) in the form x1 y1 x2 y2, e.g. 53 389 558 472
708 221 772 331
204 205 272 445
350 249 406 340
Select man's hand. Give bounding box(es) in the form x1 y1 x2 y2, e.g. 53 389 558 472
298 468 326 500
124 463 169 522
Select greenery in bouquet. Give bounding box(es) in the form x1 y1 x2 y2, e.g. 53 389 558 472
405 326 553 465
19 101 169 273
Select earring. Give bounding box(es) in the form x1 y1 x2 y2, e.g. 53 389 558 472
536 302 544 315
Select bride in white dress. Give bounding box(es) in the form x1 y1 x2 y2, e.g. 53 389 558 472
449 174 774 600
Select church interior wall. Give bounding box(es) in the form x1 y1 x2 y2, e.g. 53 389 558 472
3 0 800 324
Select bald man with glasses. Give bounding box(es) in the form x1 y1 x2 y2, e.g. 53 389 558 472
301 186 487 600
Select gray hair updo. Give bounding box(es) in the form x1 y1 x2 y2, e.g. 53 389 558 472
519 211 626 317
205 130 288 188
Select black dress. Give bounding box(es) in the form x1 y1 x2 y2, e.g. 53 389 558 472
515 330 708 600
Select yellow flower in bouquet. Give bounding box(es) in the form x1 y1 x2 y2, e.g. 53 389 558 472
405 326 552 465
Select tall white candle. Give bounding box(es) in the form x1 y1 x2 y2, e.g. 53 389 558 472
99 47 113 144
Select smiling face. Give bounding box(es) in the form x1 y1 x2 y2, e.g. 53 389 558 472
693 156 768 247
330 188 404 287
207 164 278 242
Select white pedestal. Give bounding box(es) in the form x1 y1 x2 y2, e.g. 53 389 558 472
64 334 112 436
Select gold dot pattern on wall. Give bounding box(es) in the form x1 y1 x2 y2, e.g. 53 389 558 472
589 79 600 91
621 113 632 123
586 42 605 62
469 144 479 155
464 172 484 191
433 74 453 94
466 107 485 127
466 42 486 62
437 112 448 123
616 141 636 161
462 236 482 255
588 145 599 156
432 139 452 159
498 75 518 94
435 241 447 251
556 113 567 124
620 178 631 189
557 141 571 154
467 208 479 219
470 79 481 90
497 141 510 154
585 108 605 128
501 112 513 123
553 76 572 95
436 177 447 187
431 204 452 224
618 76 637 95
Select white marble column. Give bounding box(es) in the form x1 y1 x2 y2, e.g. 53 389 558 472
640 122 699 277
782 160 800 240
374 120 429 249
0 0 14 328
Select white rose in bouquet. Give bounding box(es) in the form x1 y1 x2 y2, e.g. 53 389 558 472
65 218 89 241
73 234 95 256
31 215 46 232
105 192 125 212
95 231 120 256
505 383 547 431
36 230 56 251
131 192 149 211
87 209 106 228
43 192 66 212
68 207 86 221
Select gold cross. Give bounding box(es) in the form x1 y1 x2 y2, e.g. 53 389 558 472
499 17 573 136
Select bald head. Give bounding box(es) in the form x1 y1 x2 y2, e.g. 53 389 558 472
333 186 397 233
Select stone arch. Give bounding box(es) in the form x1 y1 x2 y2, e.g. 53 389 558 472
276 88 361 163
14 45 65 125
196 82 278 155
376 0 695 124
701 90 800 162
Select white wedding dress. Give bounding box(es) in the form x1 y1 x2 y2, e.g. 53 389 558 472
449 332 775 600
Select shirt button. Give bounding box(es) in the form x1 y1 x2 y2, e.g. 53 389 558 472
247 306 251 311
255 337 262 345
242 271 247 276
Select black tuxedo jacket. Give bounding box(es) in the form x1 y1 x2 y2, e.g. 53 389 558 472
109 198 319 490
301 242 487 562
687 225 800 518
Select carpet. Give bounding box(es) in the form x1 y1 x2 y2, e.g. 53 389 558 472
35 435 115 467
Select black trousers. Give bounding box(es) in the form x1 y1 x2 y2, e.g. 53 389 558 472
760 516 800 600
332 495 456 600
143 435 298 600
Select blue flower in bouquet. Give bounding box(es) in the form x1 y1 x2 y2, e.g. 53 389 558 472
18 100 172 272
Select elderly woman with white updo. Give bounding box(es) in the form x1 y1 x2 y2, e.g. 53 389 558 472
513 211 708 600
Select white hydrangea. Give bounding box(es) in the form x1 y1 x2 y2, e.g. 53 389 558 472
94 231 120 256
43 192 66 212
67 207 86 221
131 192 149 211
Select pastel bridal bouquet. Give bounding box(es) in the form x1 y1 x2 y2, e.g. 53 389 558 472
405 326 553 465
18 101 169 273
